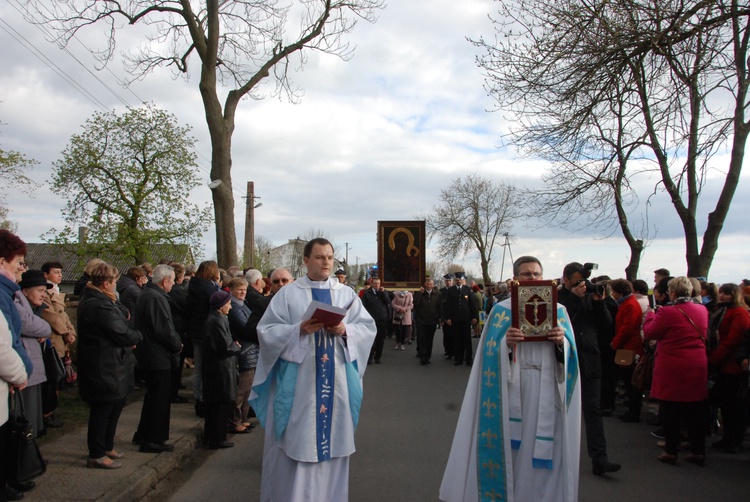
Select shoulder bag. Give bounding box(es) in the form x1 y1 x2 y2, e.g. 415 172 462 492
8 391 47 484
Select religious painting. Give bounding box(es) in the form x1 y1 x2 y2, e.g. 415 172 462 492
377 221 425 289
510 280 558 341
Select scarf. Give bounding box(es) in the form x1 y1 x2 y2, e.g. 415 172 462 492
85 281 117 303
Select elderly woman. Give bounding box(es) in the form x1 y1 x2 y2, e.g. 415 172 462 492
15 270 53 442
202 290 240 449
0 230 32 379
610 278 644 423
226 277 257 434
391 290 413 351
1 312 28 501
643 277 709 465
708 283 750 454
77 262 142 469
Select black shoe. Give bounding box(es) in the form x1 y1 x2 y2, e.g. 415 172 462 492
44 414 64 428
207 441 235 449
139 442 175 453
420 361 428 366
171 395 189 404
195 400 206 418
3 486 24 501
466 360 473 367
592 461 622 476
8 480 35 492
651 428 665 440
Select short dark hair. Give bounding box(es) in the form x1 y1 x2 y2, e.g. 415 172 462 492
632 279 649 295
609 279 633 296
513 256 542 277
304 238 333 258
654 268 670 276
562 262 584 280
125 266 146 280
41 261 63 274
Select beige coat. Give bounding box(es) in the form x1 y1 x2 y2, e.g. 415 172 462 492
41 290 76 357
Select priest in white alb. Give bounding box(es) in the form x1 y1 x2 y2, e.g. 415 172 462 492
440 256 581 502
250 238 376 502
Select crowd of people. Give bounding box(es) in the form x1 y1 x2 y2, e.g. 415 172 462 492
2 225 750 501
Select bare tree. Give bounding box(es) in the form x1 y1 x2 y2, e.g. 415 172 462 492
475 0 750 278
23 0 384 267
426 174 522 284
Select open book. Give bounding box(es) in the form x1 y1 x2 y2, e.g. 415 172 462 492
301 297 357 327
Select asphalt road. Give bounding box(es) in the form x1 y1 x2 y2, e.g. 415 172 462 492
158 330 748 501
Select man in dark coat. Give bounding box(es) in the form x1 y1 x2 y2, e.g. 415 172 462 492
440 274 455 359
132 264 182 453
557 262 620 476
413 276 442 365
361 277 391 364
244 268 266 311
443 272 478 366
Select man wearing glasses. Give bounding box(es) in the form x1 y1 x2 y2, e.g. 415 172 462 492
441 256 581 502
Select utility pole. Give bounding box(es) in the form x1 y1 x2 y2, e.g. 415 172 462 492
243 181 255 269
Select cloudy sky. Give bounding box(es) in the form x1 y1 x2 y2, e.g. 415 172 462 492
1 0 748 283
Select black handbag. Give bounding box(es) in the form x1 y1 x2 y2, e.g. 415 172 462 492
8 392 47 484
42 342 66 384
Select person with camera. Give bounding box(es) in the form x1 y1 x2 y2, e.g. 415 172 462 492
558 262 621 476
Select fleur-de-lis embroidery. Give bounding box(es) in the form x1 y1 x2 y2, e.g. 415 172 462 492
493 311 509 328
482 428 498 449
485 339 497 357
483 488 504 500
320 354 329 363
482 398 497 418
482 459 501 479
320 404 327 414
484 367 496 387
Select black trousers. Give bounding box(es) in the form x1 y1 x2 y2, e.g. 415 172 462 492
0 421 9 491
620 364 642 418
204 401 232 444
714 373 746 447
442 323 454 357
661 400 708 455
368 321 387 363
452 320 473 363
87 398 126 459
417 323 438 363
134 369 172 444
580 376 608 464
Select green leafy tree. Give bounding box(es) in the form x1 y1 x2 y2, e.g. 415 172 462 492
48 104 212 264
0 133 37 230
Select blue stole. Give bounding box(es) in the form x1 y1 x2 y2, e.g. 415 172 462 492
476 304 578 501
311 288 335 461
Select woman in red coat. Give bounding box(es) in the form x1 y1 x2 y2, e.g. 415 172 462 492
643 277 709 465
708 283 750 453
610 279 644 422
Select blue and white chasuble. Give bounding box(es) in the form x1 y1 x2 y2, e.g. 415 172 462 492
440 299 582 502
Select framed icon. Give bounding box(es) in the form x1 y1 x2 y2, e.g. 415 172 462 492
377 221 425 289
510 280 558 341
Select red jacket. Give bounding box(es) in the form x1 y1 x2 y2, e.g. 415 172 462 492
612 295 643 356
709 306 750 375
644 302 708 402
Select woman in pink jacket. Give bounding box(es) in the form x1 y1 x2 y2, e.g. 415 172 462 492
391 291 413 351
643 277 709 465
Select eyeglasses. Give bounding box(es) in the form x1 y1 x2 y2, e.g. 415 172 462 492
518 272 543 279
19 262 27 268
272 278 291 285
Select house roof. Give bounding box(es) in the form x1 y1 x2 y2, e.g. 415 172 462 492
24 243 195 283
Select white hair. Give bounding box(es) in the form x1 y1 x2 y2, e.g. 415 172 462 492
245 268 263 284
152 264 175 284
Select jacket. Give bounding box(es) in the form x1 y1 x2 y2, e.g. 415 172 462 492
413 288 443 325
708 305 750 375
116 274 142 319
558 286 611 379
0 274 31 376
611 294 644 357
644 301 708 402
391 291 414 325
202 310 240 403
228 295 259 370
444 285 479 323
15 291 51 386
77 286 142 403
188 276 218 341
168 281 190 342
134 283 182 371
41 289 76 357
0 313 27 426
361 287 391 322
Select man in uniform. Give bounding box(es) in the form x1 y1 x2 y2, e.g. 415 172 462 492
440 274 455 360
444 271 478 366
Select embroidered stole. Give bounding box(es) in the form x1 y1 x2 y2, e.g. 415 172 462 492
477 305 578 501
311 287 335 461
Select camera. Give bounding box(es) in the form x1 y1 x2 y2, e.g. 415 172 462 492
574 263 604 296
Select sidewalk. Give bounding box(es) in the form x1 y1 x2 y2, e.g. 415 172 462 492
24 382 205 502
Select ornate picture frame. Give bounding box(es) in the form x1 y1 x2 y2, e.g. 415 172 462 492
510 280 558 341
377 220 425 289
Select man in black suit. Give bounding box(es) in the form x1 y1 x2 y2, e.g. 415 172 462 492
440 274 455 359
413 277 442 365
444 271 478 366
361 277 391 364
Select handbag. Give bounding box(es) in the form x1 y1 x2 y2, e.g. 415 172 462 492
614 349 634 366
631 349 654 391
42 342 66 384
8 392 47 484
